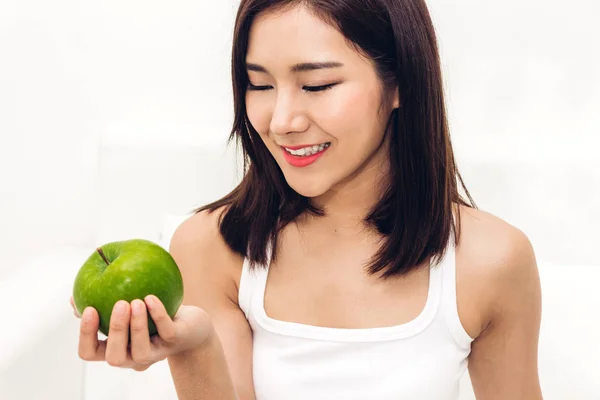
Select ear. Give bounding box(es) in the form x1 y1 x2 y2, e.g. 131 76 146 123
392 87 400 109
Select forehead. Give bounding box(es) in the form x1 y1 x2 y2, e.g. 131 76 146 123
246 5 355 66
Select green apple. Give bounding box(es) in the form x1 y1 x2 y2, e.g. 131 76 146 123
72 238 184 337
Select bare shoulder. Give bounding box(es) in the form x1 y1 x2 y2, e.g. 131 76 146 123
456 206 543 398
457 205 536 269
169 206 244 306
455 205 540 333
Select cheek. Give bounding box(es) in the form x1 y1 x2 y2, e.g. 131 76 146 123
314 84 382 143
246 95 286 163
245 93 272 137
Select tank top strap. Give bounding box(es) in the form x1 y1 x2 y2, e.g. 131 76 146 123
440 210 475 349
238 246 271 321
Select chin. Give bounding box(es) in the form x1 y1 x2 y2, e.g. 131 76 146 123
285 178 330 198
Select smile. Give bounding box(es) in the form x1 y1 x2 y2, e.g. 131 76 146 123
282 142 330 157
280 142 331 167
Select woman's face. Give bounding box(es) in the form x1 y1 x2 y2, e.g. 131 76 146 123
245 5 399 199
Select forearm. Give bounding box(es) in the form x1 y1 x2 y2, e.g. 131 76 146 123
167 332 238 400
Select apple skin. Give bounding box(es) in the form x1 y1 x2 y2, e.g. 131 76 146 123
72 239 184 337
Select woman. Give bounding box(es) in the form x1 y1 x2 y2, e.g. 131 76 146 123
73 1 543 399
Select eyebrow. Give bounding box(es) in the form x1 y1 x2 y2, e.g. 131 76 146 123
246 61 344 74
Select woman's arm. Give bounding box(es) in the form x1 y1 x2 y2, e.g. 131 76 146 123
467 225 543 400
167 331 238 400
167 208 256 400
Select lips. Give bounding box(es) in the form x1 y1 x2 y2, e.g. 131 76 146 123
280 143 330 168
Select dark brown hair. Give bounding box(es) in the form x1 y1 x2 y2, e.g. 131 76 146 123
194 0 476 278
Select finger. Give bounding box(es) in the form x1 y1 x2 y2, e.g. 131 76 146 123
130 299 152 364
70 296 81 318
78 307 106 361
131 364 151 372
145 295 177 342
105 300 131 367
132 364 151 372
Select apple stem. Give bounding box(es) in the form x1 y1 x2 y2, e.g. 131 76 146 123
96 248 111 265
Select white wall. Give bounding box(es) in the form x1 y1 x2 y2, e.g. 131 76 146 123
0 1 599 398
0 0 241 277
1 0 599 278
431 0 600 142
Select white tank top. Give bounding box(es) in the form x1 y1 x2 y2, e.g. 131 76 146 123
238 227 474 400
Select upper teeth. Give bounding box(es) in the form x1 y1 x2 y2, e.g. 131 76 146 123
285 143 330 156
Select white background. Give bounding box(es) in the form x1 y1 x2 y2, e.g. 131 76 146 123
0 1 599 399
0 0 598 276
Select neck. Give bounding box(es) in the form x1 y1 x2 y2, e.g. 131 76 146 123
308 140 390 237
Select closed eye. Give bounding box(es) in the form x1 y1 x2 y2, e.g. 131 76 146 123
247 84 272 91
303 83 337 92
247 83 338 92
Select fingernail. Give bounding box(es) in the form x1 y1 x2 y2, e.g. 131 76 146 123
144 295 155 309
132 300 143 316
82 307 92 322
115 301 127 314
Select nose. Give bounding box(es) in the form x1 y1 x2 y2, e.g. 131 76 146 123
269 91 309 137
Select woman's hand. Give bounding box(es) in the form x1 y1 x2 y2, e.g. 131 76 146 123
70 295 213 371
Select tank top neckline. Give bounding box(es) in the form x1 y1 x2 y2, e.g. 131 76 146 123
247 244 450 342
